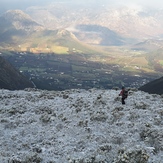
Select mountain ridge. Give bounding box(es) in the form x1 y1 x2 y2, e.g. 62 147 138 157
26 5 163 40
0 10 43 32
132 39 163 51
0 10 103 54
1 7 163 51
139 76 163 95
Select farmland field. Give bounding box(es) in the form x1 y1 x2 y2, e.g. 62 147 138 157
1 48 162 90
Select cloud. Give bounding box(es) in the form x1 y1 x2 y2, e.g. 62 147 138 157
0 0 53 13
0 0 162 14
108 0 163 9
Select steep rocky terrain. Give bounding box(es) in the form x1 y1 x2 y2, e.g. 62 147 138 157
0 56 34 90
0 88 163 162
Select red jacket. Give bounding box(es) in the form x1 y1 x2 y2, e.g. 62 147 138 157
119 89 125 98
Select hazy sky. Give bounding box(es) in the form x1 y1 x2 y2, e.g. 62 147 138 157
0 0 162 13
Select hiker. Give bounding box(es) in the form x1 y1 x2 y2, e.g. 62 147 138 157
119 86 128 105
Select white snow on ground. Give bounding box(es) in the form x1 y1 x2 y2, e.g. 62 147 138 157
0 88 163 163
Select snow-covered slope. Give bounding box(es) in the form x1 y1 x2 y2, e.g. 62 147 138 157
0 88 163 163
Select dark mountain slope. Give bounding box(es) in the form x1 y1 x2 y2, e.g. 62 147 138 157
0 56 34 90
139 76 163 95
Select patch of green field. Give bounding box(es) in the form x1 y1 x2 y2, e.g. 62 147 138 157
159 60 163 66
122 66 140 72
50 46 69 54
72 65 93 72
0 51 13 56
19 67 29 71
141 67 156 73
47 61 60 66
20 67 46 72
72 71 96 79
129 57 148 66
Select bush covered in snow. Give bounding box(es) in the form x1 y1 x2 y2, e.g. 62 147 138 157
0 88 163 162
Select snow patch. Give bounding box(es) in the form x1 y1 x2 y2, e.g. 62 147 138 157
0 88 163 162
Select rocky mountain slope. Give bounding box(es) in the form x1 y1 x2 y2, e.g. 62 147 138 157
0 88 163 162
0 56 34 90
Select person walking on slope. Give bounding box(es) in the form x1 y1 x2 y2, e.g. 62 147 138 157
119 86 128 105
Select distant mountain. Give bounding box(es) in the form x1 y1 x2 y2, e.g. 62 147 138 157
139 76 163 95
1 6 163 51
27 5 136 45
0 10 43 45
132 39 163 51
0 10 98 54
26 5 163 41
0 10 43 32
74 24 126 46
0 56 34 90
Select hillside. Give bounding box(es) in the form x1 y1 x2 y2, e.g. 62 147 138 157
132 39 163 51
0 10 101 54
18 29 100 54
0 5 163 51
0 88 163 162
0 10 43 45
74 24 126 46
26 5 163 41
139 76 163 95
0 56 34 90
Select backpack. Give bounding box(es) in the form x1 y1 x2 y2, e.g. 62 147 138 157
123 90 128 98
